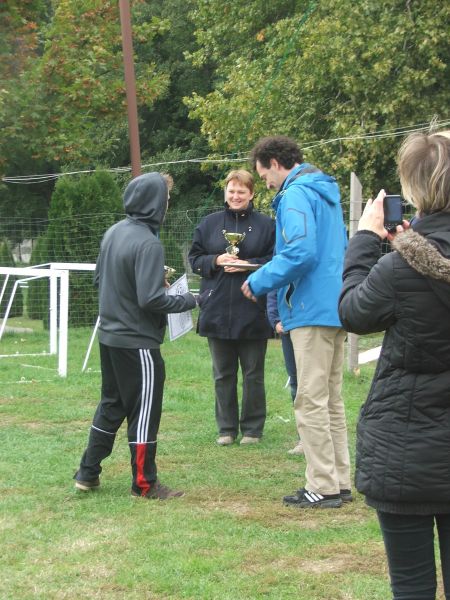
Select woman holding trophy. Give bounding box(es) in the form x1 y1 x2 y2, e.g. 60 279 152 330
189 169 275 445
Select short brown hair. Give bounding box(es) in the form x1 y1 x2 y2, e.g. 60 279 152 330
249 136 303 170
161 173 174 191
224 169 254 194
398 131 450 214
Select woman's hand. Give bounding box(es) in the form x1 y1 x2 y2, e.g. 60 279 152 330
216 253 252 272
358 189 389 238
215 252 238 267
224 259 253 273
358 189 410 241
386 219 410 242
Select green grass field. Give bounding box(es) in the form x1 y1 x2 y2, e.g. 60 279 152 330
0 321 445 599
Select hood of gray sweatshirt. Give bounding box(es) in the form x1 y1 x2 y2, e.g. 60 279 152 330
123 172 168 232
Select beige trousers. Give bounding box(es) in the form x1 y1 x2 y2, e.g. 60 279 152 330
290 326 351 495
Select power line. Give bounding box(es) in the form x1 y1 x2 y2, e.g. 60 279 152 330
2 118 450 185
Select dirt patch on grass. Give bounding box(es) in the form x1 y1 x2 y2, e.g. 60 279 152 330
186 495 330 530
0 396 15 405
186 491 372 532
0 415 90 430
299 541 387 576
0 413 18 426
241 541 387 577
0 415 49 429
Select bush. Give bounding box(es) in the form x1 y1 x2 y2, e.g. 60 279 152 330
27 171 123 327
0 238 24 318
27 235 49 323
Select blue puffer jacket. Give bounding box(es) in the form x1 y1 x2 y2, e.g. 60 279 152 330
248 164 347 331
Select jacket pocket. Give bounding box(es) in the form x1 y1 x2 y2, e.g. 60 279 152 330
197 288 214 308
284 283 296 309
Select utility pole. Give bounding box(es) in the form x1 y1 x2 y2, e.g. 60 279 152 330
118 0 141 178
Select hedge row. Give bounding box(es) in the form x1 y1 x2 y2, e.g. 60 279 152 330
0 238 24 318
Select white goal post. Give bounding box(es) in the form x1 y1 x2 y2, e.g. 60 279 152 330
0 266 69 376
0 263 99 377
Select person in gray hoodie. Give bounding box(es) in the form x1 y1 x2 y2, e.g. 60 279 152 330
74 172 197 499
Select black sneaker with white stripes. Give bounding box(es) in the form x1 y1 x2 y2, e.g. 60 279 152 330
283 488 342 508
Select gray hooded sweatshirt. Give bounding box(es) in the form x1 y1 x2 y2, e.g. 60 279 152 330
95 172 196 349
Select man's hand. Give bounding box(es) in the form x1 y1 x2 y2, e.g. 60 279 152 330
241 280 257 302
275 321 284 335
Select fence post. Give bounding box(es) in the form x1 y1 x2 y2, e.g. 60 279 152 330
347 172 363 372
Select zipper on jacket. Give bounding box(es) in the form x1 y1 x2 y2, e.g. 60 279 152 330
227 212 239 336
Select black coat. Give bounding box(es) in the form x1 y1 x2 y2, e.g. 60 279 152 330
339 212 450 514
188 203 275 339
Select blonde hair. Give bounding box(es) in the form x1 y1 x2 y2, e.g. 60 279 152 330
224 169 254 194
397 131 450 214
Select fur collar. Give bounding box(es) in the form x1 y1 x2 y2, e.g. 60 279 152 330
392 229 450 284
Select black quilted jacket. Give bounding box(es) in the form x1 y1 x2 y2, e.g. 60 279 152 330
188 203 275 340
339 211 450 514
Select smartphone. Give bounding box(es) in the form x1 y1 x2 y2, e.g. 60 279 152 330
383 195 403 231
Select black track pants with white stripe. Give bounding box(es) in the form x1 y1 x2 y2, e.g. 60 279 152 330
78 343 165 495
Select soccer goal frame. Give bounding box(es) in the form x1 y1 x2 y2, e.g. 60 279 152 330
0 266 69 376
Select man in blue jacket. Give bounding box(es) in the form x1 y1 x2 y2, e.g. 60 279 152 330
241 136 351 508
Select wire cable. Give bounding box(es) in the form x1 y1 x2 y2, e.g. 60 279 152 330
3 118 450 185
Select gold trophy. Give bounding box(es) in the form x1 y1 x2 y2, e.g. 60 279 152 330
164 265 176 280
223 231 246 256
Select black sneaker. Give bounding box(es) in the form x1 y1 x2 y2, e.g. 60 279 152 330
131 479 184 500
340 489 353 503
74 471 100 491
283 488 342 508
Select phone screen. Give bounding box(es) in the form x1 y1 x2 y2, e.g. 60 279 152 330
384 195 403 227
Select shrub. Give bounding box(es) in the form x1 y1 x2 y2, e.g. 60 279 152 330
0 238 24 318
27 235 49 323
27 171 123 327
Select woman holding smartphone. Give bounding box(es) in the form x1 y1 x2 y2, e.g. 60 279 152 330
339 130 450 599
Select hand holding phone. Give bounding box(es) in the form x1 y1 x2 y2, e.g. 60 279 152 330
383 195 403 232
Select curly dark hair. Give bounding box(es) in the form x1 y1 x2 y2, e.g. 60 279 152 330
249 136 303 170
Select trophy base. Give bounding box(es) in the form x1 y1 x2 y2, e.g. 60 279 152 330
221 262 261 271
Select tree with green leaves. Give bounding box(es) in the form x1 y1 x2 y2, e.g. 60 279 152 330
0 0 219 224
0 0 55 223
186 0 450 198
